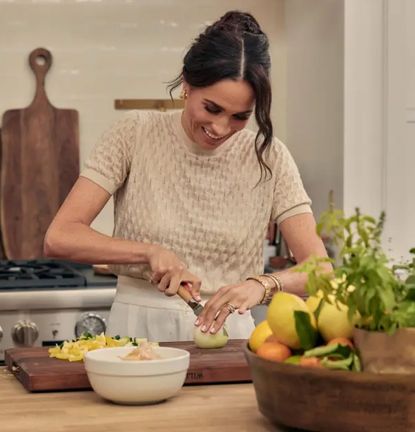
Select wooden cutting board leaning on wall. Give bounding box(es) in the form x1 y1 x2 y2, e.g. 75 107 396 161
0 48 79 259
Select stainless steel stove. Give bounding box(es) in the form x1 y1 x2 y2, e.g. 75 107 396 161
0 259 117 362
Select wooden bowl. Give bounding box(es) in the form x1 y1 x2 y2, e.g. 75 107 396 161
244 345 415 432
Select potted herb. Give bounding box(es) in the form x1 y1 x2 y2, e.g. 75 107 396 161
298 205 415 374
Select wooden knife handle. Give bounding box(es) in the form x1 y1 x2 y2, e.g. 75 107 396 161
177 284 194 303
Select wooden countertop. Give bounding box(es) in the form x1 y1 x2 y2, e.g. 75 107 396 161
0 367 288 432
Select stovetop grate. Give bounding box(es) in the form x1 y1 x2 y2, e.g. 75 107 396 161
0 260 86 289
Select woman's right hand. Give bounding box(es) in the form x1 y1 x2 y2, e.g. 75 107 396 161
146 244 201 301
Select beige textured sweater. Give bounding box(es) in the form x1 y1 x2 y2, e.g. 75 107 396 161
81 110 312 295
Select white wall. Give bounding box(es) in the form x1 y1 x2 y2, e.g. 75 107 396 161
343 0 415 261
4 1 408 261
343 0 384 218
383 0 415 261
283 0 414 262
0 0 283 235
283 0 344 218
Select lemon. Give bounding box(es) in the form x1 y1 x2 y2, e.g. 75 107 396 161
305 277 344 314
267 292 317 349
193 326 228 349
248 320 273 353
305 292 323 314
317 299 354 342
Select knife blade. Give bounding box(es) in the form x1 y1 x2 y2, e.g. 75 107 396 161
177 284 229 336
177 284 204 316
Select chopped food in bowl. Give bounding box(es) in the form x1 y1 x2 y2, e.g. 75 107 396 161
119 342 161 361
84 346 190 405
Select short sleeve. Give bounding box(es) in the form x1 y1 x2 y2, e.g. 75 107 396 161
270 139 312 225
80 111 139 194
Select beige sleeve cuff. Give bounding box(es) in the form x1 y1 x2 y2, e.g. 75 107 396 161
80 168 118 195
275 203 312 225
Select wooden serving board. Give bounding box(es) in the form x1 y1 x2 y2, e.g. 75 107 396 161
5 340 251 392
0 47 79 259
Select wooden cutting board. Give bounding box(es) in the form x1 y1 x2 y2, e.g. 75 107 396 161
0 47 79 259
5 340 251 392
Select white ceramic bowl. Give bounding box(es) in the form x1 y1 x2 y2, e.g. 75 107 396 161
84 346 190 405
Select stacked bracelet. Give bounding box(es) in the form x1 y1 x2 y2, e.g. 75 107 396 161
246 273 284 305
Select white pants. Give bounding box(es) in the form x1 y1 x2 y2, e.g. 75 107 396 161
107 276 255 341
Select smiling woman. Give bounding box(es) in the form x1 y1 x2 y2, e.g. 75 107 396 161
180 79 254 150
167 10 273 181
44 10 329 343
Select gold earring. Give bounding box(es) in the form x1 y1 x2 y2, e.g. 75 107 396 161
180 89 188 100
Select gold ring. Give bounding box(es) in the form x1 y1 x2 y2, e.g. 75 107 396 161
225 302 237 314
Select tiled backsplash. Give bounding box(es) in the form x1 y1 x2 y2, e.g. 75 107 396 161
0 0 282 234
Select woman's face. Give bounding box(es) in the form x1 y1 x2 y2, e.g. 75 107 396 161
181 79 255 151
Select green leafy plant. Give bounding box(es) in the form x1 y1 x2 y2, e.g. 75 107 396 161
297 207 415 334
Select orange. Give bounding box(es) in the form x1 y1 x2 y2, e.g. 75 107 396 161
299 356 323 368
256 341 291 362
327 337 354 349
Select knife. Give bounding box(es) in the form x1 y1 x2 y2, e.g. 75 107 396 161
177 284 204 316
177 284 229 336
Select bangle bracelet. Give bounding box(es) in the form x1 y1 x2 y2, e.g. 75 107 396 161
246 274 283 305
246 276 271 305
263 273 284 293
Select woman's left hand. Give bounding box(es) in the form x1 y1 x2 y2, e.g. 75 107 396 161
195 280 264 334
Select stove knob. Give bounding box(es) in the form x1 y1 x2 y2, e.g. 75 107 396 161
12 320 39 346
0 325 3 343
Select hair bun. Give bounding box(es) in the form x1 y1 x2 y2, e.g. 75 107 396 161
214 10 263 35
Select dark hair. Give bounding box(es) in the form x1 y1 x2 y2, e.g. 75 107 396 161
168 10 273 182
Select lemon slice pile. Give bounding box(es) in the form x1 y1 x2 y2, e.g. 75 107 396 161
48 333 153 362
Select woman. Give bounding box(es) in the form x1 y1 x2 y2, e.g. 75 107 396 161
44 11 328 341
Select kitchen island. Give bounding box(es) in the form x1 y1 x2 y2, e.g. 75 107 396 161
0 367 289 432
